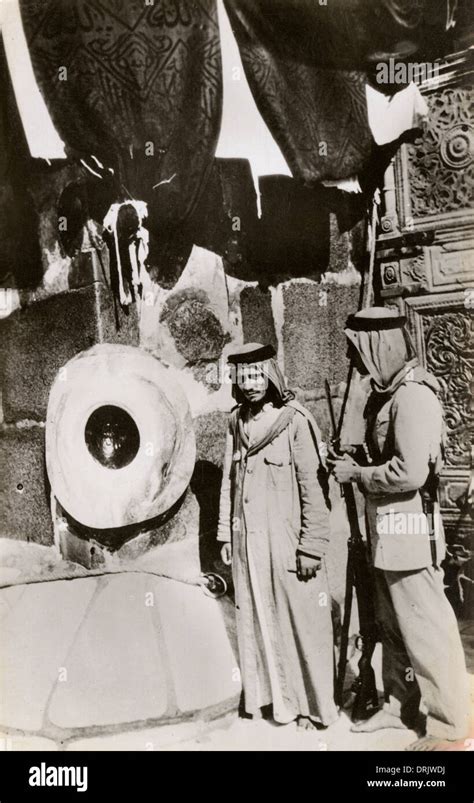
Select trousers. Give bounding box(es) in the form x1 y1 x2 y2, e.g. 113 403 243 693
375 565 470 740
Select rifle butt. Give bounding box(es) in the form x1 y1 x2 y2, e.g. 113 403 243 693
351 652 380 723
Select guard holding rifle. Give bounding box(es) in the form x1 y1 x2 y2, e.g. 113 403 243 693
328 307 470 750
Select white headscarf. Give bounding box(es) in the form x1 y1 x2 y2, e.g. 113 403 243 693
345 307 440 396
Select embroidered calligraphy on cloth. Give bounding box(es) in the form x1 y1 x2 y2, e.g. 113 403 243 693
17 0 449 215
222 0 448 184
19 0 222 227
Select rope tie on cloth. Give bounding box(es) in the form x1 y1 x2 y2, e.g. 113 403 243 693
103 201 149 307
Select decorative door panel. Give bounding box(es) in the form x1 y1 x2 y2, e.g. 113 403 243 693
404 293 473 541
396 83 474 233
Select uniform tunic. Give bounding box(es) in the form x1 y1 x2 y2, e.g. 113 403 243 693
356 379 470 739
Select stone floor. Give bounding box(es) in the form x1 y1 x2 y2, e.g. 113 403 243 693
1 539 473 752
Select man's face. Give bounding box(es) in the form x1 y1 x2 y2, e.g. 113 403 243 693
237 364 268 403
346 342 369 376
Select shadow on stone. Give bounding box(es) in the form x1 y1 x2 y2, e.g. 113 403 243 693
61 491 188 553
190 459 230 579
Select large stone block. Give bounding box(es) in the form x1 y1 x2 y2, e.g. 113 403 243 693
294 388 333 444
0 577 98 731
192 412 229 569
328 212 352 275
282 282 360 391
0 284 139 422
160 289 229 364
193 158 259 281
0 427 53 545
0 574 239 734
193 411 229 466
67 245 111 290
115 489 201 562
240 285 277 348
253 178 330 282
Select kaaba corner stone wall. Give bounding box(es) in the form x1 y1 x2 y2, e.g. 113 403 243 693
0 178 360 574
0 238 140 546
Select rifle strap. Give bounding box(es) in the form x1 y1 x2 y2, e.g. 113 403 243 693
287 400 332 511
421 461 441 569
287 400 324 468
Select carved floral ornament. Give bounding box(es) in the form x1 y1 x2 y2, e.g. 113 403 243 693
407 86 474 218
423 312 473 468
383 262 399 285
440 123 474 170
381 255 427 289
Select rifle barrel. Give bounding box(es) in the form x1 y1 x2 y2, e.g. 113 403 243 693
324 379 338 439
324 375 379 721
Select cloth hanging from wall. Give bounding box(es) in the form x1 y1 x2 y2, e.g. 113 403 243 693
366 82 429 146
223 0 372 185
103 201 149 308
18 0 223 229
221 0 451 186
16 1 453 187
5 0 455 248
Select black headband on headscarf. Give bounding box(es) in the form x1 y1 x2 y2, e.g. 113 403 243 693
228 344 276 364
346 314 407 331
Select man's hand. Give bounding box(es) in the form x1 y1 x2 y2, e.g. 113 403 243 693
327 448 360 484
220 542 232 565
296 553 321 581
